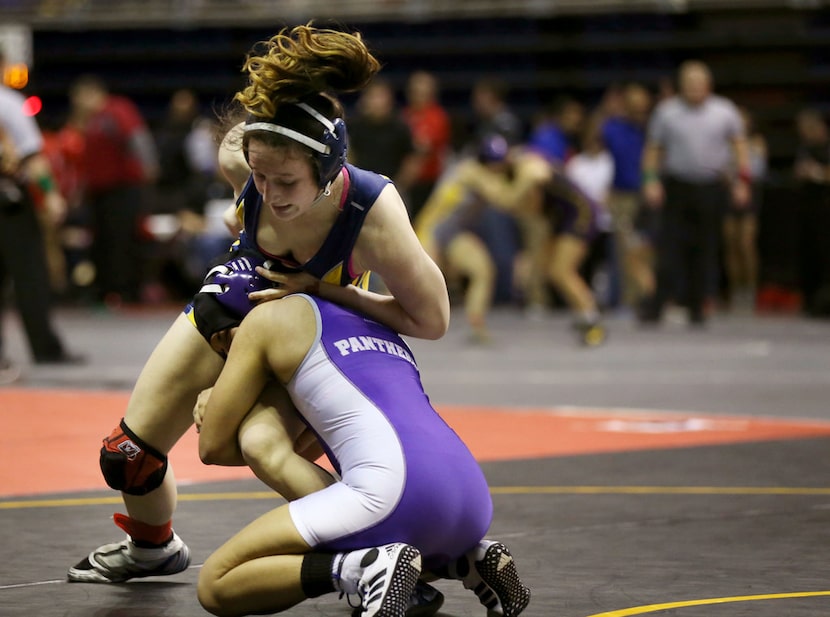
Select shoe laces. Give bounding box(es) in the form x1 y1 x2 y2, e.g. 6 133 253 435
340 590 364 609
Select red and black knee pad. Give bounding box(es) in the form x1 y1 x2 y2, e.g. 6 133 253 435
99 419 168 496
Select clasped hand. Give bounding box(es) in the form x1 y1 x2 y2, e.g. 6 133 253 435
249 267 321 303
193 387 212 433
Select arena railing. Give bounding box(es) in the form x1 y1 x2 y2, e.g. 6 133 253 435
1 0 825 29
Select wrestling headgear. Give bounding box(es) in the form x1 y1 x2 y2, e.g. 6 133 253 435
198 252 275 317
244 102 348 188
477 133 510 164
190 250 276 348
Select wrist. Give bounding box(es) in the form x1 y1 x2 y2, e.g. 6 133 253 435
641 170 660 185
36 175 56 193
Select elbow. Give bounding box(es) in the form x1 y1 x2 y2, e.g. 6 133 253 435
430 319 450 341
403 311 448 340
199 446 219 466
199 439 229 466
422 308 451 340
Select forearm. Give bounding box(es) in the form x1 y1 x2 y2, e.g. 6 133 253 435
640 143 662 181
466 170 530 211
21 154 57 192
199 408 248 466
732 137 752 183
219 122 250 196
318 282 448 340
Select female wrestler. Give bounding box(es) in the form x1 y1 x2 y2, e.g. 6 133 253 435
67 24 450 584
414 134 518 343
453 140 606 346
193 293 531 617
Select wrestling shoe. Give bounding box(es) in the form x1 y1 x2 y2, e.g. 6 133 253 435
354 543 422 617
352 579 444 617
574 320 606 347
459 541 531 617
67 532 191 583
0 357 21 385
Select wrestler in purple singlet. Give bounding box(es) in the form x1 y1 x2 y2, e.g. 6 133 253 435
287 294 493 570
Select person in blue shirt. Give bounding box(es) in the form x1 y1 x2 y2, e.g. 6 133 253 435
600 82 656 312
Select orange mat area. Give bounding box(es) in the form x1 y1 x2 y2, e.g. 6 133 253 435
4 387 830 497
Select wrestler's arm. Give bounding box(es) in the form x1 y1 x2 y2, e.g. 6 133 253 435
197 297 314 465
318 184 451 340
217 122 248 234
456 154 551 211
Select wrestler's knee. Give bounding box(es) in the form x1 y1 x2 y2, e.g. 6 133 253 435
99 419 168 495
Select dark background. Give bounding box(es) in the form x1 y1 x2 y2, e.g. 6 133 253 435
12 4 830 292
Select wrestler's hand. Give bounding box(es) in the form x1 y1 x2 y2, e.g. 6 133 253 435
193 388 213 433
732 179 751 209
248 267 321 303
642 180 664 209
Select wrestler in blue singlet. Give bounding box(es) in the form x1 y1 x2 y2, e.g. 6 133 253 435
235 163 388 286
286 294 493 571
185 163 388 331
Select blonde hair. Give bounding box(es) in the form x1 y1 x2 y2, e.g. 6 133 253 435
236 24 381 119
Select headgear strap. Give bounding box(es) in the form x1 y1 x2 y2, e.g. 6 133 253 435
244 102 335 154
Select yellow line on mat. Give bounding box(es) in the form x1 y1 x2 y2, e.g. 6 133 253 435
3 485 830 509
584 590 830 616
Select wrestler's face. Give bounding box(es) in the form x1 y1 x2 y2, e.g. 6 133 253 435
247 139 321 221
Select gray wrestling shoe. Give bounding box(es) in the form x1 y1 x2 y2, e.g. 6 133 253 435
67 532 191 583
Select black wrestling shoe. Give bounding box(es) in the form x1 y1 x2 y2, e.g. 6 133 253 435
457 541 531 617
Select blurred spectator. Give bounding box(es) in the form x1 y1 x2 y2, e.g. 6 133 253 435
145 88 223 301
600 82 655 311
467 76 525 149
792 107 830 317
639 60 751 327
415 134 521 343
526 95 585 165
459 76 526 303
402 70 452 220
41 116 87 296
722 106 768 313
153 88 217 215
565 117 615 308
347 77 419 193
69 74 159 306
0 49 85 378
596 82 625 120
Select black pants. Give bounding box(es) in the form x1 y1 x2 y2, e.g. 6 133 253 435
88 184 145 303
796 183 830 316
646 177 728 322
0 184 65 360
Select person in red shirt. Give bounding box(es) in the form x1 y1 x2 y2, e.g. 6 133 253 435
402 70 452 221
69 75 159 305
